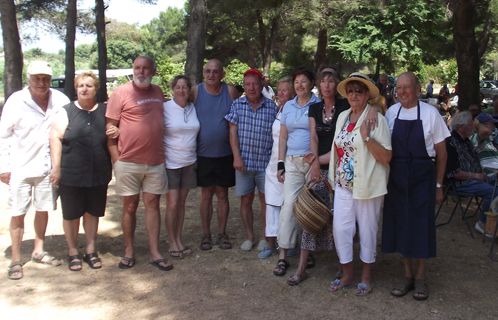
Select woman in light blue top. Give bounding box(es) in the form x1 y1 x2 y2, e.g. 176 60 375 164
273 67 321 276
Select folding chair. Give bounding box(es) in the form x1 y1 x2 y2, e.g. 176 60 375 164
435 179 482 239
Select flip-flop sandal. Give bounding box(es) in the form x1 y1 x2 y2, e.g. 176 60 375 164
391 277 414 297
328 279 356 292
149 259 173 271
118 257 135 269
181 247 192 256
83 253 102 269
216 234 232 250
273 259 290 276
68 255 82 272
335 271 343 280
200 234 213 251
355 283 374 296
8 261 23 280
168 250 184 259
31 251 61 267
413 279 429 301
305 254 315 269
287 273 308 286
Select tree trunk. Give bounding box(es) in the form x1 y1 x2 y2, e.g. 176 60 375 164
65 0 77 100
185 0 207 84
451 0 479 110
95 0 108 102
0 0 23 101
374 51 382 82
257 11 279 77
314 28 328 75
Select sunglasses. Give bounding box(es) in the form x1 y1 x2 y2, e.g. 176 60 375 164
346 88 365 95
316 125 333 132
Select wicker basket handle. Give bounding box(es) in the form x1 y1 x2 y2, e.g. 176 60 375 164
307 177 333 210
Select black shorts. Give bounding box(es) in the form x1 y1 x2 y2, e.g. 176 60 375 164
196 155 235 188
59 184 108 220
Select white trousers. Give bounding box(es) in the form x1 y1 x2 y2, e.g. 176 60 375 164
265 205 280 237
333 186 383 264
277 155 310 249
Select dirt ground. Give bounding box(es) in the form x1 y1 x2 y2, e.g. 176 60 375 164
1 177 498 320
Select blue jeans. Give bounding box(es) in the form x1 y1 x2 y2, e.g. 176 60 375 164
456 177 496 223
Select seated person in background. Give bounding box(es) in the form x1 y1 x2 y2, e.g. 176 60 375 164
469 113 498 178
469 105 480 120
446 111 496 237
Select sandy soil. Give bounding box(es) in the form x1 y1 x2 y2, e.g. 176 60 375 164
1 178 498 320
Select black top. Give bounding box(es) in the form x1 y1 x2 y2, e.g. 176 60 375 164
308 98 350 169
60 102 112 187
445 130 482 188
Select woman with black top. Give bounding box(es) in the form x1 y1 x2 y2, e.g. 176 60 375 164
50 72 117 271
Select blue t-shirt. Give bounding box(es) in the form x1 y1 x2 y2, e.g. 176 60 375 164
280 93 321 155
194 82 233 157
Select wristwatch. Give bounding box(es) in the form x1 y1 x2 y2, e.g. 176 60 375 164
436 183 442 189
364 136 371 144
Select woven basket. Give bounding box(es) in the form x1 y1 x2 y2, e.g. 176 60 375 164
485 212 498 237
293 178 333 234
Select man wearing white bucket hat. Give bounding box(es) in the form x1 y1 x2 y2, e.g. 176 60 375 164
0 61 70 280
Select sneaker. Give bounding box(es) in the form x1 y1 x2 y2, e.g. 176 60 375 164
287 245 301 257
475 222 493 238
258 247 277 259
257 240 268 251
241 240 254 251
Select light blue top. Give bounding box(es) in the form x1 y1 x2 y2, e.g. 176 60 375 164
280 93 320 155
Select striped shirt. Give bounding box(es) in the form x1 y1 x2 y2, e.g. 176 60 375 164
225 96 278 171
469 132 498 177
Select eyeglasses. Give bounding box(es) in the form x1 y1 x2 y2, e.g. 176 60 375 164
346 88 365 96
316 125 333 132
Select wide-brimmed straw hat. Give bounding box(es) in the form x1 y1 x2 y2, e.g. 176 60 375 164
337 72 379 98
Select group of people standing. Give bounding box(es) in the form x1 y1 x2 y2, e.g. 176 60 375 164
1 57 450 302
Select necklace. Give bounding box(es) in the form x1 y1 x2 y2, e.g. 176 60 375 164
323 104 335 124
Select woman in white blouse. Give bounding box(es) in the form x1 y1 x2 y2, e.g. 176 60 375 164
163 75 200 259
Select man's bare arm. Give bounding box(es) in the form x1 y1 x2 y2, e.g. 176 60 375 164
106 118 120 164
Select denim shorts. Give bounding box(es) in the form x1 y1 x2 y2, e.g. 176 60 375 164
235 170 265 196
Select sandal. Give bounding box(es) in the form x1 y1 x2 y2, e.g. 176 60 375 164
31 251 61 267
335 271 343 280
287 273 308 286
216 234 232 250
391 277 414 297
328 279 356 292
273 259 290 276
200 234 213 251
355 283 374 296
68 255 82 272
169 250 184 259
83 253 102 269
8 261 23 280
181 247 192 256
149 259 173 271
413 279 429 301
118 257 135 269
306 254 315 269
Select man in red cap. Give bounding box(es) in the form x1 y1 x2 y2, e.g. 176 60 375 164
225 68 278 251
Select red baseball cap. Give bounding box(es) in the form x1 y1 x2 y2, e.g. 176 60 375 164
244 68 263 79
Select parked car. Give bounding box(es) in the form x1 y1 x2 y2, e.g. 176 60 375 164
480 81 498 99
50 77 77 100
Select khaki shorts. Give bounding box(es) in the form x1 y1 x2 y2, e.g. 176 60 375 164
9 175 56 217
114 160 168 196
166 163 197 190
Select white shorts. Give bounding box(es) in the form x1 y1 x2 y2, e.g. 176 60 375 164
9 175 56 217
265 205 280 237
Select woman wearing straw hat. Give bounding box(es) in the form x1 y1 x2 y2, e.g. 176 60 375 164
328 72 392 296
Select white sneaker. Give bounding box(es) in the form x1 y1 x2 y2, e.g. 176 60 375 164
257 240 268 251
475 222 493 238
241 240 254 251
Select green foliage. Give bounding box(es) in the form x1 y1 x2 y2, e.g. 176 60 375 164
223 59 251 87
141 7 187 62
155 54 185 96
90 40 144 69
418 59 458 87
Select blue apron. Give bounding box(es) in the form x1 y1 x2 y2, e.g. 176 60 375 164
381 103 436 258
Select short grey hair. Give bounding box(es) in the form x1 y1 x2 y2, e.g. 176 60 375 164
449 110 472 132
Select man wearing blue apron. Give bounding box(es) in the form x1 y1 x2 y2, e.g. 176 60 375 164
382 72 450 301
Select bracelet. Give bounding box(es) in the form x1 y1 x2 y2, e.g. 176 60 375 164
278 160 284 163
278 162 285 172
